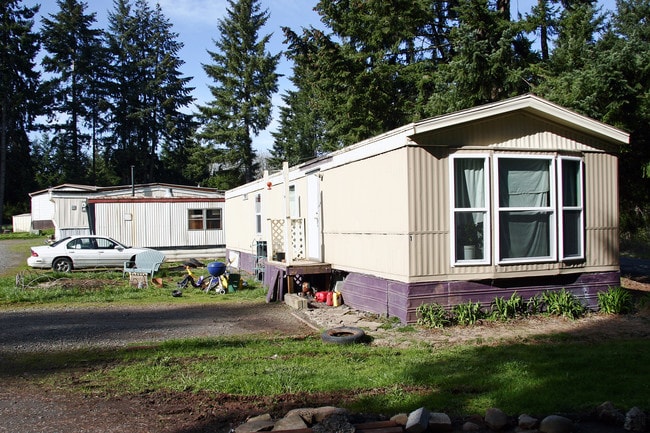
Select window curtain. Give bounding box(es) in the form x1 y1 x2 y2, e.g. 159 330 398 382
454 159 485 260
499 159 550 259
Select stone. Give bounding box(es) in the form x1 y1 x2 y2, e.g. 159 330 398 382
235 414 275 433
390 413 409 426
462 421 481 431
428 412 452 432
539 415 573 433
518 414 538 430
405 407 430 433
624 407 646 432
285 293 309 309
485 408 509 431
597 401 625 425
313 413 354 433
273 414 308 431
313 407 350 423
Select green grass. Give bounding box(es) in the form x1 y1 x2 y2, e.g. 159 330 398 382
2 335 649 417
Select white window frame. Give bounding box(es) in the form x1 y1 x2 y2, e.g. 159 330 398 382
449 155 491 266
255 193 262 235
494 155 557 264
558 157 584 261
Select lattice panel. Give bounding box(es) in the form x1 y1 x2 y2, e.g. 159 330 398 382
291 218 305 260
270 219 285 255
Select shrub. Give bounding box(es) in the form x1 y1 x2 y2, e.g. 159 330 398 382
525 294 543 315
490 292 525 321
542 288 586 319
416 302 450 328
598 286 634 314
453 300 485 325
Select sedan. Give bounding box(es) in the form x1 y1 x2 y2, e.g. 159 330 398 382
27 235 151 272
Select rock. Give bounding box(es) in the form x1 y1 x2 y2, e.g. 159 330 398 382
405 407 430 433
485 408 509 431
390 413 409 426
273 414 308 431
518 414 538 430
624 407 646 432
235 414 275 433
428 412 452 432
462 421 481 431
313 407 350 423
313 413 355 433
539 415 573 433
597 401 625 425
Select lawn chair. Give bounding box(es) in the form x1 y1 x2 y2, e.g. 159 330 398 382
123 250 166 280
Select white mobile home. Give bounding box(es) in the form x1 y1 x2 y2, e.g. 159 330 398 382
29 183 225 259
225 95 629 323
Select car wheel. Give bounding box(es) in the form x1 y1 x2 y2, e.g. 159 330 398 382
321 326 366 344
52 257 73 272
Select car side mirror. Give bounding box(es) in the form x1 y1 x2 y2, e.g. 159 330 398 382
115 246 124 251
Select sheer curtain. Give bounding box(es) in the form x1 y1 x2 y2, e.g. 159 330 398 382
454 159 485 260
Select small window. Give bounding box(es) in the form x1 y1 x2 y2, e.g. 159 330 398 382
559 158 584 260
255 194 262 234
450 156 490 265
188 208 222 230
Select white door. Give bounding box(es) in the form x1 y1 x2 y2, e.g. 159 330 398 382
306 173 322 261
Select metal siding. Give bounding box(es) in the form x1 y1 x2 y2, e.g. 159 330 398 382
585 153 619 268
95 201 225 248
407 147 449 277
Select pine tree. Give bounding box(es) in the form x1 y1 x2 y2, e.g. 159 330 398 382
40 0 105 184
198 0 280 187
105 0 194 184
0 1 41 223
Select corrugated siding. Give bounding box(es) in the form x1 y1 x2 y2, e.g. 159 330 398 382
585 152 619 268
407 125 620 281
407 146 449 277
95 201 225 248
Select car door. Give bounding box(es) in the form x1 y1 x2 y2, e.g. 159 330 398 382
65 237 99 268
94 237 126 267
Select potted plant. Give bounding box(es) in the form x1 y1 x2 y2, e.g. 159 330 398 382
458 221 483 260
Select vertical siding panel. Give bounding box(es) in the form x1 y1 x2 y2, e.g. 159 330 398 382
408 147 449 278
585 153 619 268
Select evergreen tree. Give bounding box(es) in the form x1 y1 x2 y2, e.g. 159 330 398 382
105 0 194 184
198 0 280 187
0 1 41 223
40 0 105 184
426 0 536 115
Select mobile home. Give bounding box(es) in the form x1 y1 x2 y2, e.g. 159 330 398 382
225 95 629 323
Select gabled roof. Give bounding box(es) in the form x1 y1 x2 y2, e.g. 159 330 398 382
411 94 630 145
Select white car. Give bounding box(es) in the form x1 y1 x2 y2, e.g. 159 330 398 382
27 235 151 272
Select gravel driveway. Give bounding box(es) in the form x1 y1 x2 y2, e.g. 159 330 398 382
0 239 314 353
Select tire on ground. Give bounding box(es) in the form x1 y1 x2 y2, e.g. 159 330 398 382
321 326 365 344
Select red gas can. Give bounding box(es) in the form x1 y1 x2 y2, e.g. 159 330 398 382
326 291 334 306
315 291 328 303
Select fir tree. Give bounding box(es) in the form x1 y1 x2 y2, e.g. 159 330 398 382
198 0 280 187
0 1 41 223
40 0 105 184
105 0 194 184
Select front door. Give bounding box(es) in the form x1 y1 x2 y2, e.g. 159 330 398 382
306 173 322 261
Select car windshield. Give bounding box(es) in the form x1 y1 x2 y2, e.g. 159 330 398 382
50 237 71 247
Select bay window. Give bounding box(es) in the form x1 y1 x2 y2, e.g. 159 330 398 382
450 153 584 266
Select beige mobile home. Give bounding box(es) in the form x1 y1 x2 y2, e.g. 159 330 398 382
225 95 629 323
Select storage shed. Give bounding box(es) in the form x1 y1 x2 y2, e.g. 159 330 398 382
225 95 629 323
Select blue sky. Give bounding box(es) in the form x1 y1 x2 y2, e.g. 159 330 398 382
29 0 616 154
